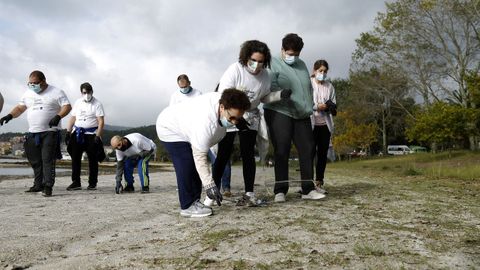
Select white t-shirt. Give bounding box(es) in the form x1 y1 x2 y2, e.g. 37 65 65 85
156 92 226 152
218 62 272 131
71 97 105 134
19 85 70 133
169 88 202 105
115 133 157 161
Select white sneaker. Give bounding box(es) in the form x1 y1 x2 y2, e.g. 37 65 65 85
203 197 214 207
315 185 328 194
245 192 261 206
180 200 213 218
274 192 286 203
301 190 326 200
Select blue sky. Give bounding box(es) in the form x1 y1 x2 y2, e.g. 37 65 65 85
0 0 388 132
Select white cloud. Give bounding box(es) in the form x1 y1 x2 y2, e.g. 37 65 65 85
0 0 387 132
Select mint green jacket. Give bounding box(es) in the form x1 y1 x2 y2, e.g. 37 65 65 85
264 55 313 119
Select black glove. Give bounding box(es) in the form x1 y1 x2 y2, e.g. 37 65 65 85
48 115 62 127
0 114 13 126
95 136 102 145
65 132 71 145
235 117 250 131
281 89 292 99
115 181 123 194
206 185 223 206
325 99 337 116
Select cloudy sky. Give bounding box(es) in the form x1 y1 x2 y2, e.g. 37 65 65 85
0 0 387 133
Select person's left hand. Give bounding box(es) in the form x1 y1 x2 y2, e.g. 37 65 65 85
206 185 223 206
95 136 102 145
48 115 61 127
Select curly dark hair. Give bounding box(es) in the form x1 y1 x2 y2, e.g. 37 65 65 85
177 74 190 83
313 59 329 71
282 33 304 52
219 88 251 111
238 40 271 69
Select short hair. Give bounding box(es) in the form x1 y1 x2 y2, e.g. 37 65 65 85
219 88 251 111
80 82 93 93
110 135 122 147
29 70 46 81
177 74 190 83
282 33 304 52
238 40 271 68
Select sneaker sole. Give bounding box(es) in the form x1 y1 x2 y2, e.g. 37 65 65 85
301 194 326 200
67 187 82 191
180 212 212 218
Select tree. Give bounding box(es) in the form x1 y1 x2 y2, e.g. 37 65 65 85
405 102 478 151
353 0 480 149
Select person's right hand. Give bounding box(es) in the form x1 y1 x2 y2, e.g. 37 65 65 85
115 182 123 194
206 185 223 206
280 89 292 99
0 114 13 126
65 132 71 145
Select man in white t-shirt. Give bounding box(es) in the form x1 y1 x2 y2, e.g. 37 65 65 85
156 89 251 218
0 70 71 197
169 74 202 106
65 82 105 191
110 133 156 194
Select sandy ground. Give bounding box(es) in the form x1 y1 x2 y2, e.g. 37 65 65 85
0 165 479 270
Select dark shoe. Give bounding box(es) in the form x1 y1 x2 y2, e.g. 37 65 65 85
124 185 135 193
87 185 97 190
42 187 52 197
66 182 82 191
25 186 44 193
141 186 149 193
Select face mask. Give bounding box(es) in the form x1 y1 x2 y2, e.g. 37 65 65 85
316 73 327 81
180 86 192 94
283 54 298 65
83 93 93 102
119 143 128 151
220 116 235 128
28 83 42 93
247 60 263 74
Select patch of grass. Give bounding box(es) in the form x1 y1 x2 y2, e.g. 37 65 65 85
232 259 248 270
201 229 248 247
403 168 421 176
353 242 386 257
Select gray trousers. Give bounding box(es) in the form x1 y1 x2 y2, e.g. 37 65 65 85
24 131 58 188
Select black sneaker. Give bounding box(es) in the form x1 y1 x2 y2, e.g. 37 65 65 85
141 186 149 193
87 185 97 190
42 187 52 197
124 185 135 193
66 182 82 191
25 186 44 193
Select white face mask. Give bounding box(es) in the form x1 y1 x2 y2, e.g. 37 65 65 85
247 60 263 74
283 52 298 65
83 93 93 102
316 73 327 81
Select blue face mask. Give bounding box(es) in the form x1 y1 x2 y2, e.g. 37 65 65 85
220 116 235 128
180 86 192 94
316 73 327 81
283 54 298 65
28 83 42 93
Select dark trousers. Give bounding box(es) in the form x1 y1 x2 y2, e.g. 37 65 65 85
313 125 331 185
213 129 257 193
161 141 202 210
70 134 98 186
24 131 58 188
264 109 315 194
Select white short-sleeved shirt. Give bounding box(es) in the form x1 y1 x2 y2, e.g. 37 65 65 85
115 133 157 161
218 62 271 131
156 92 226 152
19 85 70 133
169 88 202 105
71 97 105 134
